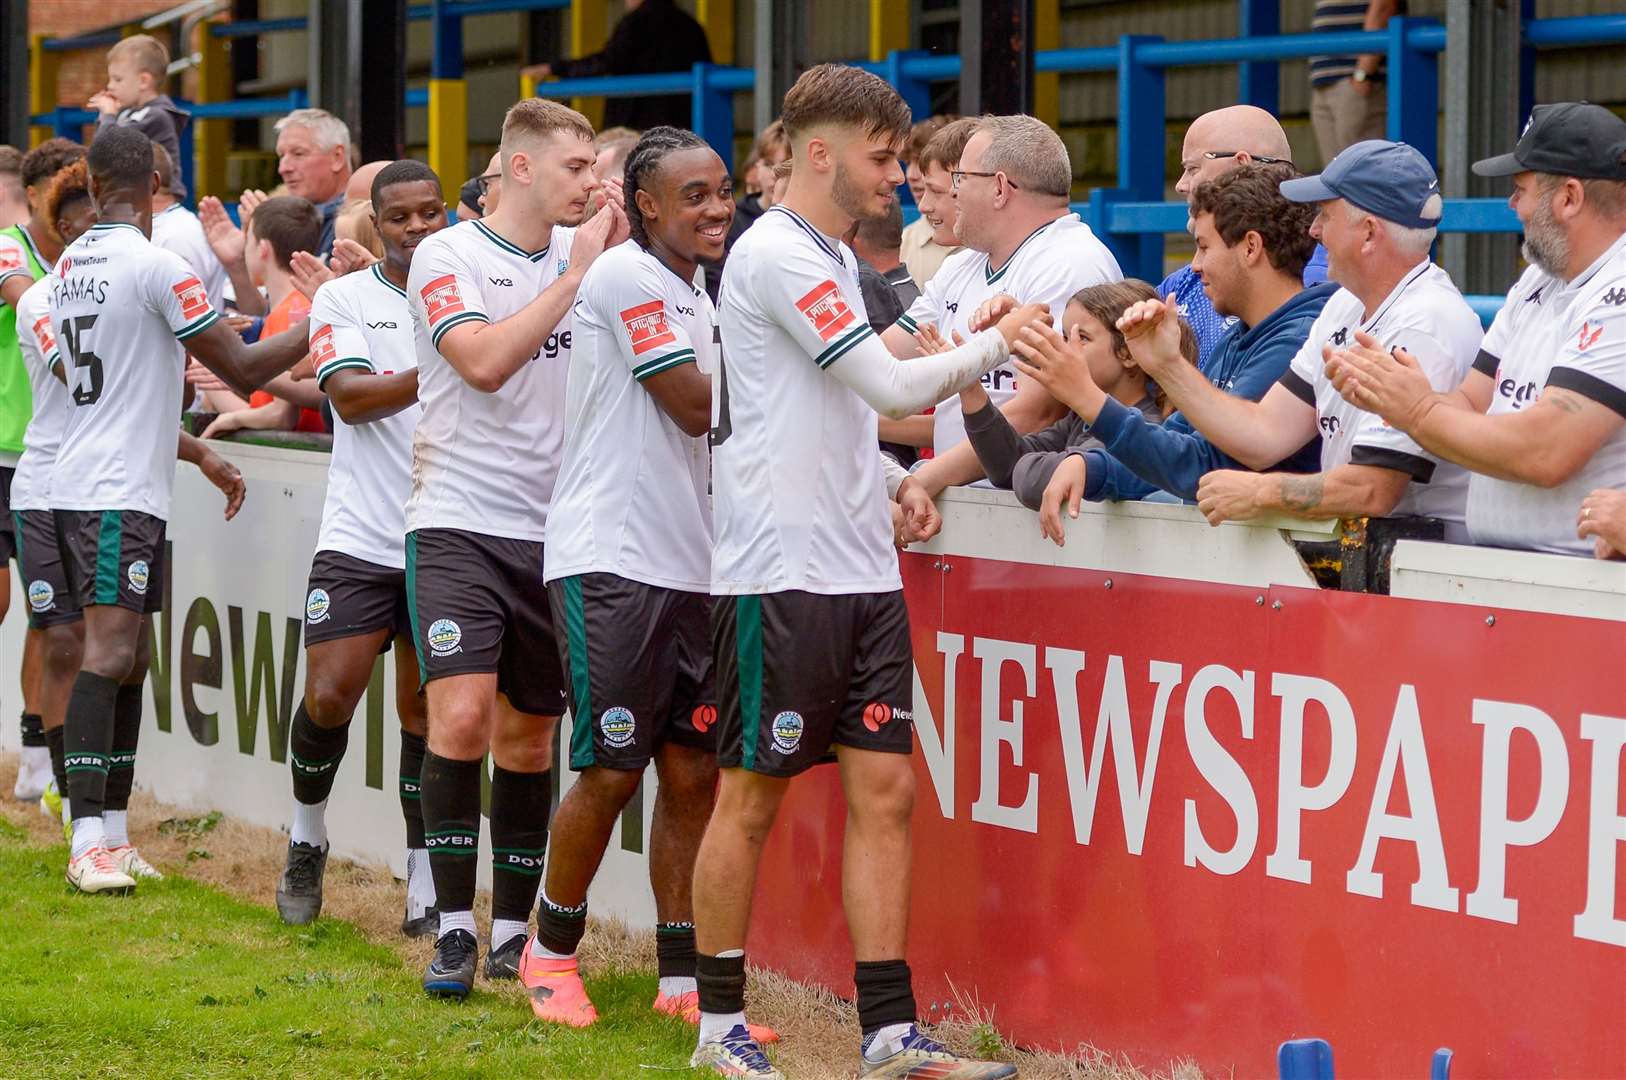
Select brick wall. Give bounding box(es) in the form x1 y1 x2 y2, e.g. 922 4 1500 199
32 2 195 116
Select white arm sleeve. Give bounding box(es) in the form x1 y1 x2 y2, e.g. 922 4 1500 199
824 327 1008 420
879 453 911 499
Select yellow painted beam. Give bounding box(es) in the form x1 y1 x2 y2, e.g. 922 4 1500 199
520 72 539 101
1034 0 1061 129
696 0 734 66
29 35 59 148
569 0 609 128
428 78 470 194
869 0 909 62
193 20 231 200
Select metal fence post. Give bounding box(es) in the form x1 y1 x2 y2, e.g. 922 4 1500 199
1117 35 1165 281
1386 16 1440 163
428 0 469 192
1238 0 1281 112
883 50 933 122
691 63 733 164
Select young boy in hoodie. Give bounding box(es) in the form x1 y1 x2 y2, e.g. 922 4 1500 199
90 35 189 198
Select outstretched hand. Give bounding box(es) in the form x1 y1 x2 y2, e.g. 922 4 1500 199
1326 330 1435 431
1011 319 1102 417
1114 296 1185 377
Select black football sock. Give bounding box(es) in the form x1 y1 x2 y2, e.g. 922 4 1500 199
420 752 482 927
398 730 427 849
63 672 119 822
489 765 551 933
289 702 350 806
100 684 144 813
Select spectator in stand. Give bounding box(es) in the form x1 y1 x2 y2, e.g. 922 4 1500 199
1309 0 1400 166
151 145 227 311
521 0 710 131
1168 106 1329 367
200 196 327 438
1022 140 1480 537
89 34 189 197
457 176 485 220
336 199 385 261
999 164 1332 536
706 120 788 301
899 116 961 286
948 280 1184 508
853 199 919 311
887 114 1121 481
1329 103 1626 559
594 127 640 181
0 148 27 229
196 109 355 316
903 118 974 293
346 160 391 203
1578 489 1626 560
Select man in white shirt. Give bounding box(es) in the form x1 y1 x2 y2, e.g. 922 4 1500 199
150 145 226 310
404 99 626 999
49 128 307 896
1021 139 1482 534
272 161 446 939
886 113 1121 490
522 127 773 1046
1328 103 1626 557
689 63 1043 1080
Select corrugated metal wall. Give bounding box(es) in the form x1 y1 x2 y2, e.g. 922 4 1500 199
238 0 1622 183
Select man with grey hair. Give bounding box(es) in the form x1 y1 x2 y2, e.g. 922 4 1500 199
1328 103 1626 558
0 148 26 230
274 108 354 256
1166 105 1329 366
880 113 1121 480
1023 139 1481 533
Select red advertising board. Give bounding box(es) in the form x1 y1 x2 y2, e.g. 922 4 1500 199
747 553 1626 1079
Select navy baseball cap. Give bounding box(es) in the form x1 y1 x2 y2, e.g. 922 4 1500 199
1473 102 1626 181
1279 140 1442 230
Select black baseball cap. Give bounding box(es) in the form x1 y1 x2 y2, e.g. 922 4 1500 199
1473 102 1626 180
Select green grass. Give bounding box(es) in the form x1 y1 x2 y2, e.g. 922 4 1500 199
0 834 707 1079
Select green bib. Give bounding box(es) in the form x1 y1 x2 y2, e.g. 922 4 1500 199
0 224 46 458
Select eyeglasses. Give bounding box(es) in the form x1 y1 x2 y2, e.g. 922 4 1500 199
1180 151 1293 178
950 169 1020 191
475 172 501 196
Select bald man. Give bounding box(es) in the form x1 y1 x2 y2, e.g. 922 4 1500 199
346 160 393 204
1164 106 1329 365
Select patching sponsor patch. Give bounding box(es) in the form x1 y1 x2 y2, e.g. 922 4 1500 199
620 300 677 356
31 315 56 355
0 247 21 273
173 276 210 320
311 324 336 368
795 279 855 343
421 274 466 325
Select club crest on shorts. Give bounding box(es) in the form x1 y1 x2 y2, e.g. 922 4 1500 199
126 560 150 595
427 618 462 656
600 706 636 749
27 579 54 613
771 710 804 754
305 588 332 624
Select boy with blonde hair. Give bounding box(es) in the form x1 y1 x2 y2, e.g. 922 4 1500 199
90 35 189 197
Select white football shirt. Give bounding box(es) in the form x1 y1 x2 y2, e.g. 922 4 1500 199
152 204 228 312
1282 261 1482 524
310 263 422 569
47 222 220 519
1467 234 1626 555
545 242 714 591
405 219 577 542
894 213 1121 452
713 205 898 596
10 277 66 512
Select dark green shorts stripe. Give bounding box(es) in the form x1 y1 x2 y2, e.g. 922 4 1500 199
562 575 594 769
94 510 123 606
404 532 427 684
736 595 763 773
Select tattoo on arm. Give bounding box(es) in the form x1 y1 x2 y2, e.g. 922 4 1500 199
1280 474 1326 512
1541 388 1585 414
